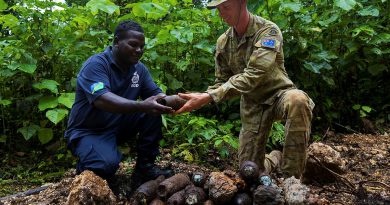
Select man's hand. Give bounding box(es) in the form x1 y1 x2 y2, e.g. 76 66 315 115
139 95 174 114
175 92 213 114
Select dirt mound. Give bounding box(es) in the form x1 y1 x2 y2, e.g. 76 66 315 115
1 133 389 205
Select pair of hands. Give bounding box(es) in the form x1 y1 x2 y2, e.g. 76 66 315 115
141 93 213 115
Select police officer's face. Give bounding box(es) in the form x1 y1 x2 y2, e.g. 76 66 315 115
216 0 241 26
115 30 145 65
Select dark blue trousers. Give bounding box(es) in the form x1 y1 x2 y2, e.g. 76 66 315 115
71 113 162 178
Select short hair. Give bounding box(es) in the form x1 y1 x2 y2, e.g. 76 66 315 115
114 20 144 40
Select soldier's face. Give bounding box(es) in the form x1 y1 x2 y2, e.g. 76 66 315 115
216 0 241 26
114 30 145 65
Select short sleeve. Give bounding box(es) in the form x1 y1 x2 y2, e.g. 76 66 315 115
77 61 110 103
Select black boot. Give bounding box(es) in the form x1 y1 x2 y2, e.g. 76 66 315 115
132 162 174 187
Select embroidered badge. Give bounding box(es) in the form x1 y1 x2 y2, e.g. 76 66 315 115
268 28 278 36
261 38 276 48
131 71 139 88
90 82 104 94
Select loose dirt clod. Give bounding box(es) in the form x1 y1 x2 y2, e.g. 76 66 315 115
66 170 116 205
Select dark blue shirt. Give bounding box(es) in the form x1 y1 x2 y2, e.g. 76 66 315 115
65 46 161 141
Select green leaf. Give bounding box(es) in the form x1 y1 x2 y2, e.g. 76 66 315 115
86 0 119 15
368 64 387 76
0 14 19 28
181 150 193 162
352 104 361 110
303 61 331 73
129 2 169 20
17 125 40 141
194 40 214 54
0 0 8 11
8 63 36 74
280 2 302 12
33 79 59 94
38 128 53 144
334 0 356 11
362 106 372 113
358 6 379 17
38 96 58 111
214 139 223 147
58 93 75 108
46 109 69 125
0 99 11 106
318 14 339 27
162 115 167 129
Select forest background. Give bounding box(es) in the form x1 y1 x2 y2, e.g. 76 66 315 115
0 0 389 196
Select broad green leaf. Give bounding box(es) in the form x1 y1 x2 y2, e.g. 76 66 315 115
280 2 302 12
362 106 372 113
318 14 339 27
0 99 11 106
58 93 75 108
38 128 53 144
33 79 59 94
17 124 40 141
86 0 119 15
18 64 36 74
352 104 361 110
214 139 223 147
334 0 356 11
46 109 69 125
358 6 379 17
194 40 214 54
368 64 387 76
0 14 19 28
303 61 331 73
130 2 169 20
0 0 8 11
38 96 58 111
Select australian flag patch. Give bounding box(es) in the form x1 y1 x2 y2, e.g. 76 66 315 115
261 38 276 48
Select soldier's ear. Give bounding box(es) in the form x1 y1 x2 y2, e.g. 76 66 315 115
113 35 119 45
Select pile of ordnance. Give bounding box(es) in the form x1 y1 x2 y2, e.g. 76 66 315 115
129 161 300 205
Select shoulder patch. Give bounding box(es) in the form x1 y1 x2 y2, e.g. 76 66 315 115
255 38 276 48
90 82 104 94
268 28 278 36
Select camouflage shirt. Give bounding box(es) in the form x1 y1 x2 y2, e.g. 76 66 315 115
207 13 295 132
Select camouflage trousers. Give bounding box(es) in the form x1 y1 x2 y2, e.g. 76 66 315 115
238 89 315 178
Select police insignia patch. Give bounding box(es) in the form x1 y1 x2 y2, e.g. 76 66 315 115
260 38 276 48
90 82 104 94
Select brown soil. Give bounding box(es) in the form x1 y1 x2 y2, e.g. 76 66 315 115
1 133 389 205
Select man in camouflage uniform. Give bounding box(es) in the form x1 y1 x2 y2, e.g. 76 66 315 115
176 0 314 179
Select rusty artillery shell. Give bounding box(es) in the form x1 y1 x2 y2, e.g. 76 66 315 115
149 198 166 205
191 172 207 187
134 175 166 204
157 95 187 110
203 200 214 205
167 189 186 205
232 193 252 205
158 173 192 198
184 185 207 205
239 161 259 183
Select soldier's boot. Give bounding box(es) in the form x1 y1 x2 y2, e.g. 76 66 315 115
132 162 174 188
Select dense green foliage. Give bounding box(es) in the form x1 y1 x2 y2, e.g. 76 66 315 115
0 0 388 173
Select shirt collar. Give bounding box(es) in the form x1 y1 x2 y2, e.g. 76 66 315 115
104 46 135 73
227 13 260 39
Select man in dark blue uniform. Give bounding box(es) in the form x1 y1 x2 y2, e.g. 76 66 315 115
65 20 174 181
